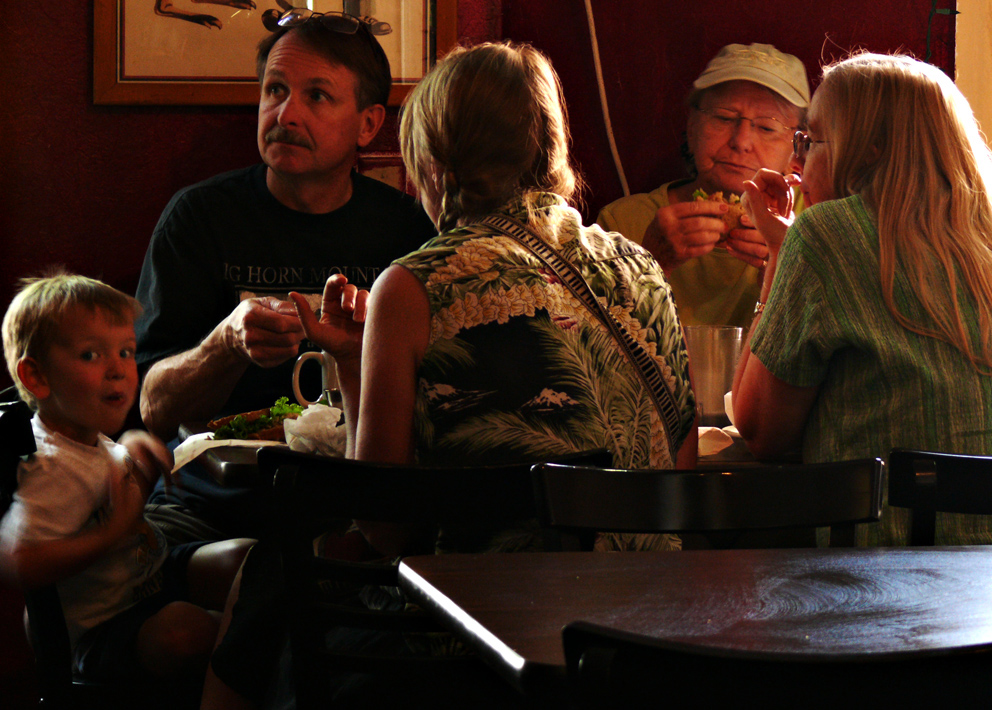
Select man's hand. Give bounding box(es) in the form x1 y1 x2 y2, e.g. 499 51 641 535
140 297 304 440
220 297 306 368
643 200 729 271
289 275 368 371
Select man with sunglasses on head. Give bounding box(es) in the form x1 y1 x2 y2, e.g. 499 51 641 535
135 9 436 545
598 43 809 329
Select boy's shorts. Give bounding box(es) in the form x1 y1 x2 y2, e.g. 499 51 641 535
73 541 208 681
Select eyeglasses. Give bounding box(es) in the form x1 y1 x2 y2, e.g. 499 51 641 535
261 8 392 36
696 108 796 143
792 130 829 161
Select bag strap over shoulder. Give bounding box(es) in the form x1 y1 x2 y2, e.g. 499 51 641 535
478 214 683 463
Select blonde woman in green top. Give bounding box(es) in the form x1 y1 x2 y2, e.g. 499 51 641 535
733 53 992 544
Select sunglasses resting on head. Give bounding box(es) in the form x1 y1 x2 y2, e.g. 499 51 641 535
261 7 392 36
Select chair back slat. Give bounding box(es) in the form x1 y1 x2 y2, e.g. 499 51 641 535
1 397 36 514
889 448 992 545
262 447 612 527
532 458 883 545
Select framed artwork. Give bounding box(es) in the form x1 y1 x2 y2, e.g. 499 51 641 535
356 152 411 194
93 0 457 106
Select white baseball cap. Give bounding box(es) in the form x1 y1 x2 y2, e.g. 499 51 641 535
693 43 810 108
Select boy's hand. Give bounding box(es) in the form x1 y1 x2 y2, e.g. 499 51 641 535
104 468 147 540
118 430 175 492
0 440 165 590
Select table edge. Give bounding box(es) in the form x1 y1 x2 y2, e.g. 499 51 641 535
398 559 567 696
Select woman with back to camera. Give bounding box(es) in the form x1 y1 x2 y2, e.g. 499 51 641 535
733 53 992 545
295 40 698 556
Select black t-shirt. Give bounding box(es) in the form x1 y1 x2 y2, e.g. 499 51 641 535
136 164 435 414
135 165 436 536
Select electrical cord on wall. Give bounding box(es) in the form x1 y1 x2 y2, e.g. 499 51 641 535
584 0 630 197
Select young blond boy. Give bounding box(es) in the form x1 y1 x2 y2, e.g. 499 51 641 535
0 272 252 682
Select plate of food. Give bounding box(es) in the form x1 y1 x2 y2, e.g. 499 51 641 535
173 397 348 473
208 397 303 441
172 397 303 472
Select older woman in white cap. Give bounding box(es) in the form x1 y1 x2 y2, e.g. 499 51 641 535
598 43 810 328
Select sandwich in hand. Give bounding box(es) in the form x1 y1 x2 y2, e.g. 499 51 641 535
692 188 745 230
208 397 303 441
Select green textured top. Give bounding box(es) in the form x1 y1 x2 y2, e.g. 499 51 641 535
753 194 992 545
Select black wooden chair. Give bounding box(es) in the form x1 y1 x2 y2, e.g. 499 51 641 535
531 458 884 549
562 619 992 709
888 448 992 546
1 393 199 710
257 447 612 710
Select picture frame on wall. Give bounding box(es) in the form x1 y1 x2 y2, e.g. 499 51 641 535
357 152 412 194
93 0 456 106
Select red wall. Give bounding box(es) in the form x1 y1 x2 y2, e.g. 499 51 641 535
0 1 498 298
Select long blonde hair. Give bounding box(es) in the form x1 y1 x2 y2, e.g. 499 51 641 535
818 53 992 368
400 42 583 233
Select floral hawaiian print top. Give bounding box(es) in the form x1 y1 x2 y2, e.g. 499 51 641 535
395 194 695 552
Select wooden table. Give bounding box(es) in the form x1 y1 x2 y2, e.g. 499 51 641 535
398 548 992 700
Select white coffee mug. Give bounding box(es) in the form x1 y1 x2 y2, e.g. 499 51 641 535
292 351 339 406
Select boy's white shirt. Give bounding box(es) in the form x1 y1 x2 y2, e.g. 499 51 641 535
0 415 168 650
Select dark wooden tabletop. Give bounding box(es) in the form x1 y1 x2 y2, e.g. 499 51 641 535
398 548 992 696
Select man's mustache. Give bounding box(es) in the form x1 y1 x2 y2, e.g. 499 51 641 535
265 127 313 149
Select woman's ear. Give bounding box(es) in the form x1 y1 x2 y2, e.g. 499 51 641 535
16 357 50 402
